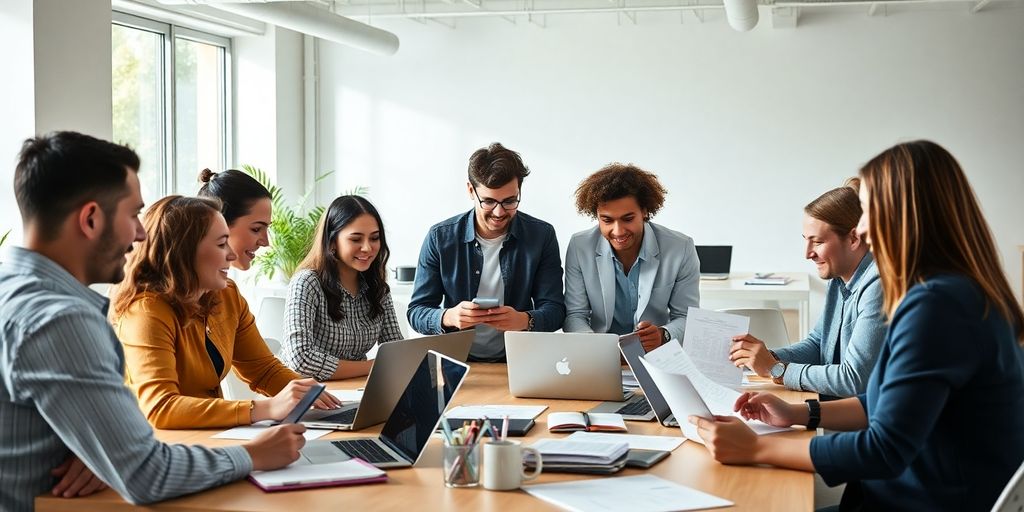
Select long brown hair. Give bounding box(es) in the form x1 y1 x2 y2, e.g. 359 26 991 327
111 195 224 322
299 195 391 321
860 140 1023 344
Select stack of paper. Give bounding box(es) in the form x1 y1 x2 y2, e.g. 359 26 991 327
622 369 640 390
444 404 547 420
523 474 732 512
527 439 629 465
566 431 685 452
640 341 791 444
744 276 792 286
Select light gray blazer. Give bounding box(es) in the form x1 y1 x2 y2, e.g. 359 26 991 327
563 222 700 341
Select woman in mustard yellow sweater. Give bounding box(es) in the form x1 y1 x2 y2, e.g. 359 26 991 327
111 195 340 429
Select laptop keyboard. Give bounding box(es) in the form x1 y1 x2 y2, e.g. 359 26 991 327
317 407 357 424
615 395 653 416
331 439 398 464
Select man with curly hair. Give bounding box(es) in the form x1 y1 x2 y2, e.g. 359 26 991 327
563 163 699 352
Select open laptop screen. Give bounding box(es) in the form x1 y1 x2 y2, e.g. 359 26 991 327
695 245 732 274
379 351 469 463
620 335 672 420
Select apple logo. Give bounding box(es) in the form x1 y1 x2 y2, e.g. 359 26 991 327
555 357 571 375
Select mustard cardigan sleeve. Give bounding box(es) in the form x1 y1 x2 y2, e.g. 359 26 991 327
225 283 300 397
116 295 255 429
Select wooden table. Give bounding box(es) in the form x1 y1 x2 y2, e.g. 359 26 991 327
36 364 814 511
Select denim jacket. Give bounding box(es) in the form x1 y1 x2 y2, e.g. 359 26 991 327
407 210 566 358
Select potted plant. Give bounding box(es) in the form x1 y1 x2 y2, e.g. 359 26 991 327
241 165 367 284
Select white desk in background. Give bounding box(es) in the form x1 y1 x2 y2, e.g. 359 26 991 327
390 272 812 340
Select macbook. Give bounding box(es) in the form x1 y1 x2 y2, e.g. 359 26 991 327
696 245 732 280
300 331 474 430
295 350 470 469
504 332 623 401
617 334 678 427
588 334 656 421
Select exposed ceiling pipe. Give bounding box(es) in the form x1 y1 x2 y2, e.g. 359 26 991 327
722 0 759 31
157 0 400 56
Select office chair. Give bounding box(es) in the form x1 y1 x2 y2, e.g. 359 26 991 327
717 308 792 349
255 295 286 342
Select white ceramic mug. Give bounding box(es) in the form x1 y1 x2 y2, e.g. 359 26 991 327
482 440 542 491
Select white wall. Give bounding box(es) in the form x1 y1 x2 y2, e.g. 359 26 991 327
0 0 112 250
314 5 1024 304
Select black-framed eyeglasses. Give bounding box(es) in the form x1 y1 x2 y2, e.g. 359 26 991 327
472 185 521 211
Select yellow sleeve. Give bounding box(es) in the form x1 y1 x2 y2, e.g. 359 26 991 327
116 295 254 429
225 283 302 395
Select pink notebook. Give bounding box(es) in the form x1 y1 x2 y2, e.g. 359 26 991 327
248 458 387 492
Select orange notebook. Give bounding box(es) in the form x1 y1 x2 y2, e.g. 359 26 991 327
547 412 627 433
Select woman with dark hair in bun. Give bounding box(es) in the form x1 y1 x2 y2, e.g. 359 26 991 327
197 168 272 271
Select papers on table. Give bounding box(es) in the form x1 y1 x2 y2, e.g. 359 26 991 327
213 421 332 441
641 341 791 444
567 431 685 452
622 369 640 390
523 474 733 512
327 389 364 403
680 307 749 388
445 404 547 420
527 439 629 465
249 459 386 491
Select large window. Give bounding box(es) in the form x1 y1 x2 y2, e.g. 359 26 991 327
112 13 230 202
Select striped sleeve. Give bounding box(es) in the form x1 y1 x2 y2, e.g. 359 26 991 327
11 308 252 505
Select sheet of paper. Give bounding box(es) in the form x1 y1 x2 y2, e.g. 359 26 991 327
523 474 733 512
639 357 713 443
643 341 740 415
213 421 332 441
445 404 547 420
680 307 749 387
250 459 384 487
327 389 364 403
622 369 640 388
567 431 685 452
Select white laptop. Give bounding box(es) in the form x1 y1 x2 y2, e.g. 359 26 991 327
295 350 470 469
696 245 732 280
504 332 623 401
300 331 474 431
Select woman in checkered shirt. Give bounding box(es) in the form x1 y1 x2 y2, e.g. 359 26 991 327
281 195 403 380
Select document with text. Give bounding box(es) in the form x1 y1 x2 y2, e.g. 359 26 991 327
681 307 750 388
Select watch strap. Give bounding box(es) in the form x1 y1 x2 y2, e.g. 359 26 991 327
805 399 821 430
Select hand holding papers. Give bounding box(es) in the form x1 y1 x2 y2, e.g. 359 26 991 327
640 341 791 444
681 308 749 387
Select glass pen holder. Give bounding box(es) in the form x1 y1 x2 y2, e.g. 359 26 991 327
442 440 481 488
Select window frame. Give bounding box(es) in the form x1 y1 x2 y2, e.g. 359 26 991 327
111 11 232 197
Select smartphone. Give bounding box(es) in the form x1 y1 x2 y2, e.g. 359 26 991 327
624 449 671 468
472 297 500 309
281 383 325 424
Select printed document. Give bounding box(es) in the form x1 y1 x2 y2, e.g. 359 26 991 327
523 474 732 512
681 307 749 387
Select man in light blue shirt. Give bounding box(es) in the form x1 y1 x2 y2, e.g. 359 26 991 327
0 132 305 511
730 181 885 398
563 163 700 352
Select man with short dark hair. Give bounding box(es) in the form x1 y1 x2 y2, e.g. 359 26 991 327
0 131 305 511
563 163 700 352
407 142 565 361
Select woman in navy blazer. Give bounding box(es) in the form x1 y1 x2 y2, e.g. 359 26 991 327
689 140 1024 511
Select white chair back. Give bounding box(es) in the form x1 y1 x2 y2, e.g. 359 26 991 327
255 296 286 342
992 460 1024 512
718 308 791 349
220 337 282 401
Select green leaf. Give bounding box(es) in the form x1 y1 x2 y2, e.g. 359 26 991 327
0 230 9 248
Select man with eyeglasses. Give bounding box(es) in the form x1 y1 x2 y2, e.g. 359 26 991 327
407 142 565 361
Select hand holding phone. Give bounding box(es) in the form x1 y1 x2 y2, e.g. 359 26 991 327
282 383 326 424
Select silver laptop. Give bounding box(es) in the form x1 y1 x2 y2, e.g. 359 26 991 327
588 334 656 421
504 332 623 401
295 350 470 469
619 335 678 427
696 245 732 280
300 331 474 430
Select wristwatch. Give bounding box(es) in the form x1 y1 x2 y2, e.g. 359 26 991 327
660 327 671 345
805 399 821 430
769 361 787 385
525 311 535 331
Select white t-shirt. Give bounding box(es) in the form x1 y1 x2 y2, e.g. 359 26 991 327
473 233 507 360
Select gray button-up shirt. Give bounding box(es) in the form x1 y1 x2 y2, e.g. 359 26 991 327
773 253 886 397
0 247 252 511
